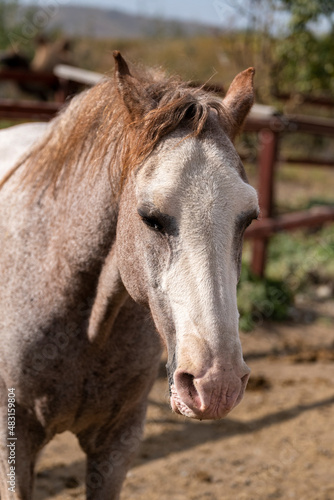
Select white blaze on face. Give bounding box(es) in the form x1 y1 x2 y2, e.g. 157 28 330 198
137 130 259 405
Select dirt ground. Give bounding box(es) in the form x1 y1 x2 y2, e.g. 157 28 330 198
33 301 334 500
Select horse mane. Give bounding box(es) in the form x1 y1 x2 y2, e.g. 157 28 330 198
2 64 233 195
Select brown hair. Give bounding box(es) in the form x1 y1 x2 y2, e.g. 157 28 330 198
1 61 232 195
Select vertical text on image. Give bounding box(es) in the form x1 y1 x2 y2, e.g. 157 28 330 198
7 388 16 493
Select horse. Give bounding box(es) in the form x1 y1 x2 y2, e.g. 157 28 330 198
0 37 74 101
0 51 259 499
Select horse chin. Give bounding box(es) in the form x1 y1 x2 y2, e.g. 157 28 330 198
170 383 241 420
170 384 225 420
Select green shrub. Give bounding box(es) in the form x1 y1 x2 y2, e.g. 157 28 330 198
237 263 293 331
238 224 334 331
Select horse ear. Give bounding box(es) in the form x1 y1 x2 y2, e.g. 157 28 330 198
113 50 155 120
223 68 255 140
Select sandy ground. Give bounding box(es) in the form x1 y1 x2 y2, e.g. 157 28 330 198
33 302 334 500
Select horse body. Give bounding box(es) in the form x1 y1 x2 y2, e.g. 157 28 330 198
0 114 161 499
0 52 258 498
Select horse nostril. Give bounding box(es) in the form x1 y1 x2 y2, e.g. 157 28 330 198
176 371 197 400
173 366 250 418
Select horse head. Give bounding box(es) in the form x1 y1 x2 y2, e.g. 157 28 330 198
97 52 259 420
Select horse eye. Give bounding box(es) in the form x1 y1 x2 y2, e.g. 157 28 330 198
141 215 164 232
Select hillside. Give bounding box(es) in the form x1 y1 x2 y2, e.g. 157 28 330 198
31 4 218 39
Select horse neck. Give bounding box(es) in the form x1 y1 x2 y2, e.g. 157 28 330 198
45 161 120 275
0 144 128 341
2 151 121 300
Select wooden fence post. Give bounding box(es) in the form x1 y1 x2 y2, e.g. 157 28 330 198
251 128 279 277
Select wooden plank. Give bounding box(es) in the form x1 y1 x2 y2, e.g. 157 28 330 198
249 104 278 118
274 91 334 108
245 207 334 239
53 64 104 86
279 156 334 167
244 115 285 133
0 69 58 85
286 114 334 137
0 99 61 120
244 113 334 136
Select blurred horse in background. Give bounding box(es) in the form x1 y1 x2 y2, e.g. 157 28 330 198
0 35 73 100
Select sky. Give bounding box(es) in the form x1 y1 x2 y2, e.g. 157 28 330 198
15 0 334 34
16 0 250 28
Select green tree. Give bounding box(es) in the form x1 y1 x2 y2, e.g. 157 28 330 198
273 0 334 94
0 0 19 49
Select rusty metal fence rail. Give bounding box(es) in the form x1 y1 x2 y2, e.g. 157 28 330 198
243 113 334 276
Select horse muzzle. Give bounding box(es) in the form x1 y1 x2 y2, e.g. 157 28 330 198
169 364 250 420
